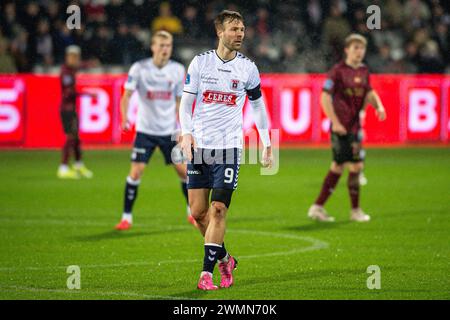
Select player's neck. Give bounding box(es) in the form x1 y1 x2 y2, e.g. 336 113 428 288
345 58 362 69
216 44 237 62
152 57 169 69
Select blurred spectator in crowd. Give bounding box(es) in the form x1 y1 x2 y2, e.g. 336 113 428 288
383 0 404 28
418 40 445 73
151 2 183 35
303 0 324 42
279 42 305 73
0 38 17 73
36 20 53 66
322 4 351 63
0 0 448 73
87 25 112 64
433 22 449 65
110 23 143 65
181 5 202 40
1 2 19 38
368 43 394 73
10 28 30 72
404 0 431 25
252 7 273 37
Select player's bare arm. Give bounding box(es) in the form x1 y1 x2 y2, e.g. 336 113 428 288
365 90 387 121
321 91 347 135
120 89 133 131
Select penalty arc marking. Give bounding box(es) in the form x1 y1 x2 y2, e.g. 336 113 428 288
0 219 329 272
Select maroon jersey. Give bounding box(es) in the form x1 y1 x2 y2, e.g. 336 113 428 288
60 64 77 112
323 61 372 134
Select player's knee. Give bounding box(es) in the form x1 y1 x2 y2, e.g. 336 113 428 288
330 162 344 174
190 203 208 222
210 201 227 220
349 162 363 173
211 189 233 209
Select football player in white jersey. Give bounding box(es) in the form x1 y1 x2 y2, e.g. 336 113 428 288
179 11 273 290
115 31 194 230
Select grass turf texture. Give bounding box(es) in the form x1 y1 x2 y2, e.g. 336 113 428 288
0 148 448 300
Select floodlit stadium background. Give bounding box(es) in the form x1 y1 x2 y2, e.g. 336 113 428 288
0 0 449 146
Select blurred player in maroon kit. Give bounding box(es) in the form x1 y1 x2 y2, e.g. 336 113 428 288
57 45 93 179
308 34 386 222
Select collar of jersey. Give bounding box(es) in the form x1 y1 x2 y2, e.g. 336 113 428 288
214 50 237 64
150 58 170 70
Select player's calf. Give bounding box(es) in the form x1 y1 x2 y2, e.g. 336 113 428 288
190 205 209 234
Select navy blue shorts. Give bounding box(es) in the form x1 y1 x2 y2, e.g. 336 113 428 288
131 132 176 165
187 148 242 190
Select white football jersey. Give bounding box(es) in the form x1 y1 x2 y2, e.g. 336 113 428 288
183 50 261 149
124 58 185 136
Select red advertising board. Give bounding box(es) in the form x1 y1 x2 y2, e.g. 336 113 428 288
0 74 448 148
0 77 26 145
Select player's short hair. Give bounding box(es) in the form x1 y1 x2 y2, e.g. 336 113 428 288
214 10 244 32
151 30 173 45
65 45 81 55
345 33 367 48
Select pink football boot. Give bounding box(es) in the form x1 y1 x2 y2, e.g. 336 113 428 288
218 256 238 288
197 272 218 291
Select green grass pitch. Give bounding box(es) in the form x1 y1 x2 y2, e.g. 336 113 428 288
0 147 449 300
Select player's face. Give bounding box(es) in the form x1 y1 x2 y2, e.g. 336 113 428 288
345 42 366 64
219 19 245 51
66 53 80 68
151 37 173 61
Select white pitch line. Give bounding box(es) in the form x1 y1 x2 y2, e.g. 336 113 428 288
0 285 196 300
0 217 185 229
0 218 329 272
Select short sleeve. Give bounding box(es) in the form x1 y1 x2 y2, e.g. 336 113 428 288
124 62 139 91
245 62 261 91
174 65 186 98
183 56 199 95
322 66 338 95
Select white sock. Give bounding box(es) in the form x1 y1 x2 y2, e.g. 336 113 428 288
122 213 132 223
74 161 84 169
59 164 69 172
201 271 213 278
219 253 230 263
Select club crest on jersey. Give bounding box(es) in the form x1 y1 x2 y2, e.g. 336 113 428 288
202 90 237 106
354 76 362 83
185 73 190 85
231 79 239 89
